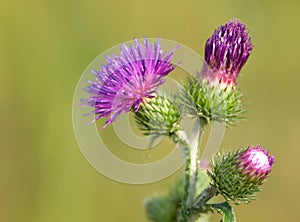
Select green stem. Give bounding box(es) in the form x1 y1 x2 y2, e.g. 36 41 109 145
187 119 207 206
174 131 191 222
187 185 218 221
192 185 217 208
174 118 207 222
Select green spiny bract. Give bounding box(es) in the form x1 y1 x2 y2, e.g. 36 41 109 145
135 93 181 137
207 149 267 204
179 77 245 125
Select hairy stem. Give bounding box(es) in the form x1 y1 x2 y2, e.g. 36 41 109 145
174 131 191 222
174 118 207 222
187 119 207 206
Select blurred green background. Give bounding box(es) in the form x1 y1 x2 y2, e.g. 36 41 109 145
1 0 299 221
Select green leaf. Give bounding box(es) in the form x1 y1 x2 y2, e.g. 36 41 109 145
145 195 177 222
207 202 236 222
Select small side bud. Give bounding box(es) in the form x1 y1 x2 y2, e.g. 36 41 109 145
208 145 274 204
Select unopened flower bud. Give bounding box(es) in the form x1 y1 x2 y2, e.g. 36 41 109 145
203 19 253 88
208 145 274 204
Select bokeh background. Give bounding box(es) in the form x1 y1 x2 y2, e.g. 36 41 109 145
1 0 299 221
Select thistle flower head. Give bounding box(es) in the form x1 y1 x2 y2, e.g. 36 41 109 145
204 19 253 87
208 145 274 204
82 37 178 128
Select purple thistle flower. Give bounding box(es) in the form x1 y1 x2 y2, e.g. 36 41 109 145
237 145 274 181
82 37 178 129
204 19 253 87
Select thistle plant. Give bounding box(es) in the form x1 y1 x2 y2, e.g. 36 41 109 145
81 19 274 222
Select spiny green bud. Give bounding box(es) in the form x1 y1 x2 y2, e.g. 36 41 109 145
180 77 244 125
207 145 274 204
134 93 181 137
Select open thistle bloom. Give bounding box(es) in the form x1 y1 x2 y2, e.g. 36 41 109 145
82 37 178 128
203 19 253 87
208 145 274 204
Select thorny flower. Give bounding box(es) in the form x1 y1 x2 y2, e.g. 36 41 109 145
82 37 178 128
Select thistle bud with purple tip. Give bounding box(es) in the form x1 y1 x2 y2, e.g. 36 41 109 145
203 19 253 88
237 145 274 181
208 145 274 204
182 20 251 124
